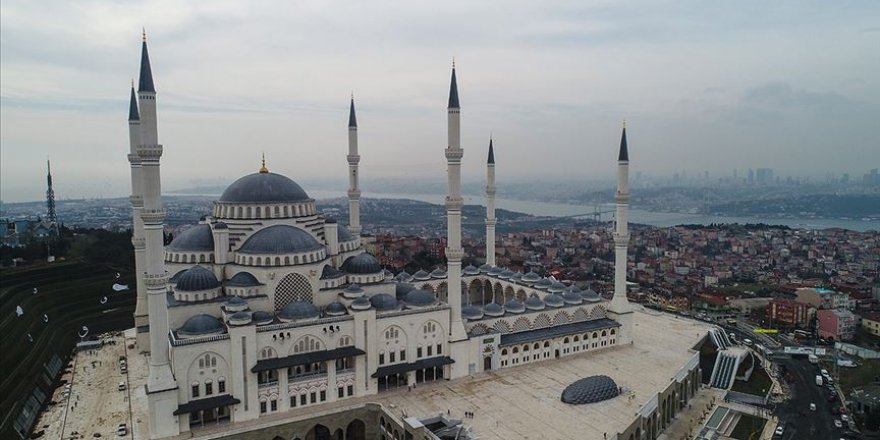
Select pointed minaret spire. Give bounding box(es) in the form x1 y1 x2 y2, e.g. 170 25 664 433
46 158 57 225
128 81 140 121
485 136 496 268
448 60 460 109
487 136 495 164
138 31 155 93
348 94 358 128
618 120 628 161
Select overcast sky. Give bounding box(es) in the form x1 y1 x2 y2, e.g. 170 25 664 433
2 0 879 203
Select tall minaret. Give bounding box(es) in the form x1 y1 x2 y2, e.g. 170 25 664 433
445 63 467 341
485 137 496 267
609 122 634 344
46 159 57 225
127 82 149 351
136 32 179 438
347 95 361 236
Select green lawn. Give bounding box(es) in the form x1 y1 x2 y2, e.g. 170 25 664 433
729 413 768 440
731 366 773 397
836 358 880 397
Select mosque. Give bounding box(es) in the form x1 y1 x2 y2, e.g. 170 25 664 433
127 36 704 440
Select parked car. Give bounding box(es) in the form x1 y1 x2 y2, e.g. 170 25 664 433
834 419 843 428
117 423 127 436
810 403 816 411
774 425 784 436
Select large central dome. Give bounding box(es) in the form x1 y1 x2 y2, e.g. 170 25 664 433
219 172 310 203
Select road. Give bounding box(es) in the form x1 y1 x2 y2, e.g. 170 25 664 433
774 356 850 440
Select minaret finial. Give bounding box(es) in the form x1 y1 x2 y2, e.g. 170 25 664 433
623 118 626 129
452 57 455 69
142 27 146 42
259 153 269 173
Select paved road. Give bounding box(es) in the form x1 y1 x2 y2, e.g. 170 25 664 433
774 357 845 440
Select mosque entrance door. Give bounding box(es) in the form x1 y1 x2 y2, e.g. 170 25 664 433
483 356 492 371
555 349 560 359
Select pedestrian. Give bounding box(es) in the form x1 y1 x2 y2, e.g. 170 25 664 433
447 409 450 415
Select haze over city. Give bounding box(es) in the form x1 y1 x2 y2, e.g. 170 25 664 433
2 0 879 203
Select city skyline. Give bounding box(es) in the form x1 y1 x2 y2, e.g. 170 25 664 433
2 0 880 203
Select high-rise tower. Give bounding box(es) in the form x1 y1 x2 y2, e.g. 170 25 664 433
445 64 467 341
135 33 179 438
128 82 149 351
608 123 634 344
46 159 57 226
485 137 496 267
347 96 361 236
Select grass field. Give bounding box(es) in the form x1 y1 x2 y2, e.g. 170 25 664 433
729 413 767 440
731 366 773 397
835 358 880 397
0 261 135 438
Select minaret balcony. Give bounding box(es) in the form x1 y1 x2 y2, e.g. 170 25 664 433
346 154 360 163
615 194 630 203
143 272 169 287
136 144 163 161
445 248 465 260
486 187 496 196
444 197 463 210
130 195 144 207
347 189 361 198
140 209 166 224
444 148 463 160
131 237 146 249
485 219 497 226
127 154 142 165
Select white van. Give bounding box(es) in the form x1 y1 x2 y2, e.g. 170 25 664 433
118 381 126 391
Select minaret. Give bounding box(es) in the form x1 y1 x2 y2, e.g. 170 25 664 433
485 137 496 267
127 82 149 351
608 122 634 345
347 95 361 236
136 32 179 438
46 159 57 225
445 63 467 341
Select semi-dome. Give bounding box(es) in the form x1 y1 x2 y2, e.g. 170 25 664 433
343 253 382 274
225 272 261 287
337 226 353 241
544 293 565 308
504 299 525 314
342 284 365 299
369 293 400 311
224 296 249 312
324 302 348 316
395 283 416 299
175 266 220 292
463 265 480 275
279 301 320 321
351 296 372 311
462 305 484 320
167 224 214 252
483 302 505 317
581 288 601 302
228 311 252 326
430 268 447 279
252 310 275 325
412 270 431 281
561 375 620 405
404 289 437 307
219 172 310 203
238 225 323 255
524 295 545 311
178 314 225 336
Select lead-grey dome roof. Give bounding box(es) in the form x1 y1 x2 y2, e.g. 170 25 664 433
504 299 525 314
219 172 310 203
252 310 274 325
175 266 220 292
581 288 601 302
239 225 323 255
167 224 214 252
524 295 545 311
463 265 480 275
544 293 565 308
178 314 225 336
404 289 437 307
561 375 620 405
337 226 353 241
462 305 484 320
395 282 416 299
343 253 382 274
483 302 504 317
225 272 261 287
279 301 320 321
369 293 399 311
325 302 348 316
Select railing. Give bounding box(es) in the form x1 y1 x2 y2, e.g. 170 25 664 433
379 305 449 319
256 315 353 333
257 380 278 389
288 372 328 383
169 332 230 347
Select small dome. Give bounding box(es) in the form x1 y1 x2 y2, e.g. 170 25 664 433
412 270 431 281
478 263 492 273
228 311 252 326
384 269 394 280
213 222 228 230
219 172 310 204
175 266 220 292
225 272 261 287
430 268 447 279
278 301 320 321
343 253 382 274
224 296 249 312
170 269 187 283
321 265 345 279
548 281 567 293
252 310 275 325
498 269 514 279
561 290 583 305
394 271 413 283
503 299 525 314
534 278 553 289
324 302 348 316
404 289 437 307
337 226 353 241
369 293 400 311
351 296 372 311
524 295 545 311
167 224 215 252
483 302 505 317
462 305 484 320
463 265 480 275
178 314 225 336
561 375 620 405
395 282 416 299
522 271 541 283
510 271 524 282
544 293 565 308
581 288 601 302
239 225 323 255
342 284 365 299
487 266 502 277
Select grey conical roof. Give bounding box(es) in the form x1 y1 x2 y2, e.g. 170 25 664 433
488 138 495 164
348 97 357 128
448 67 460 108
618 126 628 161
128 86 139 121
138 40 155 93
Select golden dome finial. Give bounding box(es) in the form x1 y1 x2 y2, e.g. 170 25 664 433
259 152 269 173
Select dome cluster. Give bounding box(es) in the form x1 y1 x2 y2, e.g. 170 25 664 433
561 375 620 405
